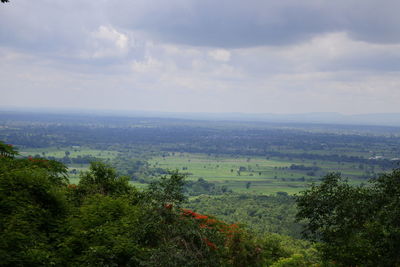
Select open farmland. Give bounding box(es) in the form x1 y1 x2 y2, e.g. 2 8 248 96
149 152 372 194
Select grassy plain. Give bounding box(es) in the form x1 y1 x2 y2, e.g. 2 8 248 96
20 147 120 160
17 147 378 194
149 152 369 194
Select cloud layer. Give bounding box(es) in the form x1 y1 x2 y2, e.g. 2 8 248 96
1 0 400 114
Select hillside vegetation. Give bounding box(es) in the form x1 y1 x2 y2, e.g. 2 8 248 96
1 114 400 266
2 141 400 266
0 142 321 266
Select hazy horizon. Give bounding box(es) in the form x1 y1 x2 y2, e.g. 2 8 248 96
2 106 400 128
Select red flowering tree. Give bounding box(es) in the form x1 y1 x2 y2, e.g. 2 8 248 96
180 208 263 266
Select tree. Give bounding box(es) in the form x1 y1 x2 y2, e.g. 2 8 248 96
0 152 69 265
296 170 400 266
246 181 251 189
145 170 186 207
0 141 18 158
77 161 132 197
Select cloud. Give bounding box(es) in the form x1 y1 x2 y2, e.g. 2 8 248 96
110 0 400 48
208 49 231 62
131 56 163 73
1 0 400 114
84 25 130 59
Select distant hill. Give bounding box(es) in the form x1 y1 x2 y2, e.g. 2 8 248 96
1 107 400 127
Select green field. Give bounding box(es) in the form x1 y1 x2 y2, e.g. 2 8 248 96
17 147 379 194
149 152 370 194
20 146 120 160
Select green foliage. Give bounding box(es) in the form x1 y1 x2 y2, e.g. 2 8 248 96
145 170 186 207
112 156 167 183
0 144 325 266
78 161 133 197
260 233 319 266
1 147 273 266
270 254 317 267
184 178 232 196
0 141 18 158
296 170 400 266
186 193 302 238
58 195 145 266
0 156 68 186
0 157 69 265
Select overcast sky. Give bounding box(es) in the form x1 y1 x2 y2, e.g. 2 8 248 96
1 0 400 114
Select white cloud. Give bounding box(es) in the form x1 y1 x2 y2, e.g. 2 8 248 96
84 25 130 59
131 56 163 73
208 49 231 62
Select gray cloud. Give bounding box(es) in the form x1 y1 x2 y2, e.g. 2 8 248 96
1 0 400 114
2 0 400 54
110 0 400 48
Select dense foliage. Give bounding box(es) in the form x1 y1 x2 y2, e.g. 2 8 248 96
0 142 322 266
297 170 400 266
186 193 302 238
3 134 400 266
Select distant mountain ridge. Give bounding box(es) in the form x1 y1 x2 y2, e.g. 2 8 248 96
1 107 400 127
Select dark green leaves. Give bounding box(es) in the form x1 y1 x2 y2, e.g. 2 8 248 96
146 170 186 207
296 170 400 266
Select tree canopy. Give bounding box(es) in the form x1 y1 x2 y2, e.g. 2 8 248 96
6 140 400 266
296 170 400 266
3 143 315 266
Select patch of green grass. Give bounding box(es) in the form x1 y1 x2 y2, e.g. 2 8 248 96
149 153 374 195
20 147 120 160
68 177 80 185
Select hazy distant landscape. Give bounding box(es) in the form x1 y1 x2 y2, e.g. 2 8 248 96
2 110 399 193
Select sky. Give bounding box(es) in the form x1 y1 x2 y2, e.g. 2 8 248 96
1 0 400 115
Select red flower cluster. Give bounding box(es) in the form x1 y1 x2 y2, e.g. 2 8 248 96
181 209 199 217
203 238 218 250
181 209 242 250
182 209 211 220
219 223 240 238
181 209 238 231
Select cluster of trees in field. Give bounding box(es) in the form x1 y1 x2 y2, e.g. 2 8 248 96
184 178 233 196
111 156 168 183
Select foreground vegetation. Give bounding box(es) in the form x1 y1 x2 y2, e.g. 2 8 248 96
2 141 400 266
186 193 301 238
0 142 320 266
